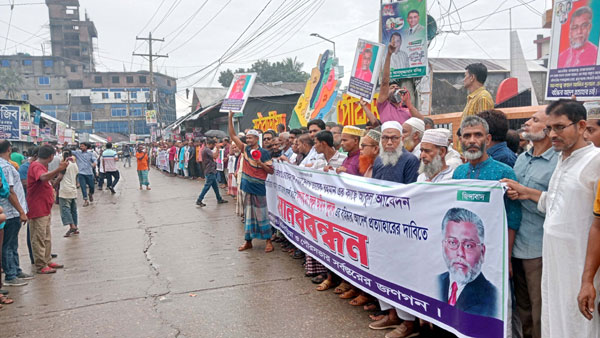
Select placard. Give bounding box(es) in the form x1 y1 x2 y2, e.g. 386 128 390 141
0 105 21 141
348 39 385 102
381 0 429 79
546 0 600 100
220 73 257 113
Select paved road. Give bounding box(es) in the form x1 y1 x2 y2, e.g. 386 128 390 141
0 166 382 338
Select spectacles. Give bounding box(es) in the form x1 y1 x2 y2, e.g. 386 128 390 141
571 22 591 31
360 143 377 149
263 137 273 141
543 122 576 134
444 238 482 252
381 136 401 142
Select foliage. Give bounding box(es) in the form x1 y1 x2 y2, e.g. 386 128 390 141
0 68 24 100
218 57 309 87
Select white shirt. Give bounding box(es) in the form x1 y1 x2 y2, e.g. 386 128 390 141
312 151 347 170
448 273 476 302
445 146 463 170
299 146 324 167
417 166 455 183
411 142 421 159
59 161 79 199
537 144 600 338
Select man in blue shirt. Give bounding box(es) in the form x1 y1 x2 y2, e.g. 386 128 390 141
73 142 97 206
502 108 558 338
478 110 517 167
372 121 420 183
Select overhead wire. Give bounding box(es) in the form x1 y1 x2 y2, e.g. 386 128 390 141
150 0 184 35
3 0 15 54
136 0 168 36
157 0 211 53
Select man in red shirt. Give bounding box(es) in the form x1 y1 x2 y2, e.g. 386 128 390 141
27 145 68 274
168 142 177 176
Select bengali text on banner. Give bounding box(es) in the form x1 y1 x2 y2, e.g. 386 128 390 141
265 162 508 338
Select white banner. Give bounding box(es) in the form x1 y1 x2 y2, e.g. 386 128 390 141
266 163 508 338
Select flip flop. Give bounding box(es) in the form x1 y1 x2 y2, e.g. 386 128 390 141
334 281 352 294
0 295 14 305
316 279 333 291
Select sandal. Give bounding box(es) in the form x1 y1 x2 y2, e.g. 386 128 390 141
369 310 389 321
334 281 352 294
340 288 359 299
311 273 327 284
265 242 274 253
363 302 378 311
0 295 14 305
238 241 253 251
349 294 370 306
316 279 333 291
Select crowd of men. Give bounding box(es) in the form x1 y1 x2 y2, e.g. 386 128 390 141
0 140 153 309
1 57 600 338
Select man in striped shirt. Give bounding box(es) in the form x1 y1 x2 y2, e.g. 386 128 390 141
101 143 119 194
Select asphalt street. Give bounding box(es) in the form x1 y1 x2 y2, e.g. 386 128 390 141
0 165 383 338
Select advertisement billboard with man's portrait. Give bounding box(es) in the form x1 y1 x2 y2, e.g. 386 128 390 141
546 0 600 100
381 0 428 79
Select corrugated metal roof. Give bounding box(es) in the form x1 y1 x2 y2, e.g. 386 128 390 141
429 58 547 73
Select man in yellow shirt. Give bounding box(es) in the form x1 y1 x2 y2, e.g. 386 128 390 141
462 63 494 121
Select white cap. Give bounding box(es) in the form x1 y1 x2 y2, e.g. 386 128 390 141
246 130 260 137
403 117 425 133
381 121 403 133
437 128 452 140
421 129 449 147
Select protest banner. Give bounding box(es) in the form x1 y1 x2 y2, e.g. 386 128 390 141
220 73 257 113
381 0 428 79
337 93 380 126
146 109 158 125
546 0 600 100
252 111 287 131
0 105 20 141
348 39 385 102
266 163 508 338
130 134 137 143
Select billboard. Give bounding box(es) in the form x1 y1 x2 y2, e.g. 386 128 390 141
220 73 257 113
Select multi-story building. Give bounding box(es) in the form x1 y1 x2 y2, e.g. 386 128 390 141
0 0 176 137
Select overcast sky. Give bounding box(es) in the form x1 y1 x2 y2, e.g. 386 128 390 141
1 0 552 116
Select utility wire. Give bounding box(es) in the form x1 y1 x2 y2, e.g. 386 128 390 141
136 0 168 36
3 0 15 54
150 0 184 35
158 0 211 53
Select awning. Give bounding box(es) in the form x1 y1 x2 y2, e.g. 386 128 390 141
40 112 68 126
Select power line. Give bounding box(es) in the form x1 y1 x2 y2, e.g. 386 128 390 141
158 0 210 52
165 0 233 55
3 0 15 54
136 0 168 36
150 0 184 35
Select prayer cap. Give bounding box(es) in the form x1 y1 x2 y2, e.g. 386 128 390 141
365 130 381 143
403 117 425 133
246 130 260 137
342 126 363 137
381 121 403 133
421 129 449 147
437 128 452 140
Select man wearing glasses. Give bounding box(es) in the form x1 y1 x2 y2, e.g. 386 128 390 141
558 6 598 69
503 99 600 337
438 207 498 317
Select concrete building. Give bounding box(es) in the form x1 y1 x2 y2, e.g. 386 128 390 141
0 0 176 138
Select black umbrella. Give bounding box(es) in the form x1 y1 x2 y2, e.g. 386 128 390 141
204 129 228 138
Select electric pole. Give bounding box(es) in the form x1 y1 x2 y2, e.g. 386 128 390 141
133 32 168 129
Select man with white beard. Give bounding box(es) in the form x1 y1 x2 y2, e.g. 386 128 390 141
417 129 454 182
437 207 498 317
369 120 420 338
371 121 419 184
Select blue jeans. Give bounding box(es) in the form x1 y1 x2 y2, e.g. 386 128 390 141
59 198 78 226
2 217 23 281
78 174 95 200
197 173 223 202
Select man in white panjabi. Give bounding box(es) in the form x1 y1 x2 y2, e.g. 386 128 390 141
507 99 600 337
417 129 454 182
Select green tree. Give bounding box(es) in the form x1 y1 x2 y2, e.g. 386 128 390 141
218 57 309 87
0 68 23 100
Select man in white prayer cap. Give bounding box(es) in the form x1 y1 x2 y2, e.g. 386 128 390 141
438 128 463 170
417 129 455 182
402 117 425 158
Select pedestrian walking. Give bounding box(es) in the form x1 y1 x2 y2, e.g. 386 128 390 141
26 145 67 274
122 144 132 168
136 144 151 190
195 139 228 207
101 143 120 194
55 150 79 237
73 142 97 207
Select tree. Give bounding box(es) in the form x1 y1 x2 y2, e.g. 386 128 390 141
0 68 23 100
218 57 309 87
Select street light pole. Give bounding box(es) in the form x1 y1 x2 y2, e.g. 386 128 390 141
310 33 335 59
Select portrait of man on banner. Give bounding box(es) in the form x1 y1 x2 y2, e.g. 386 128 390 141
354 44 376 82
437 207 498 318
229 74 249 100
558 4 599 68
220 72 257 113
